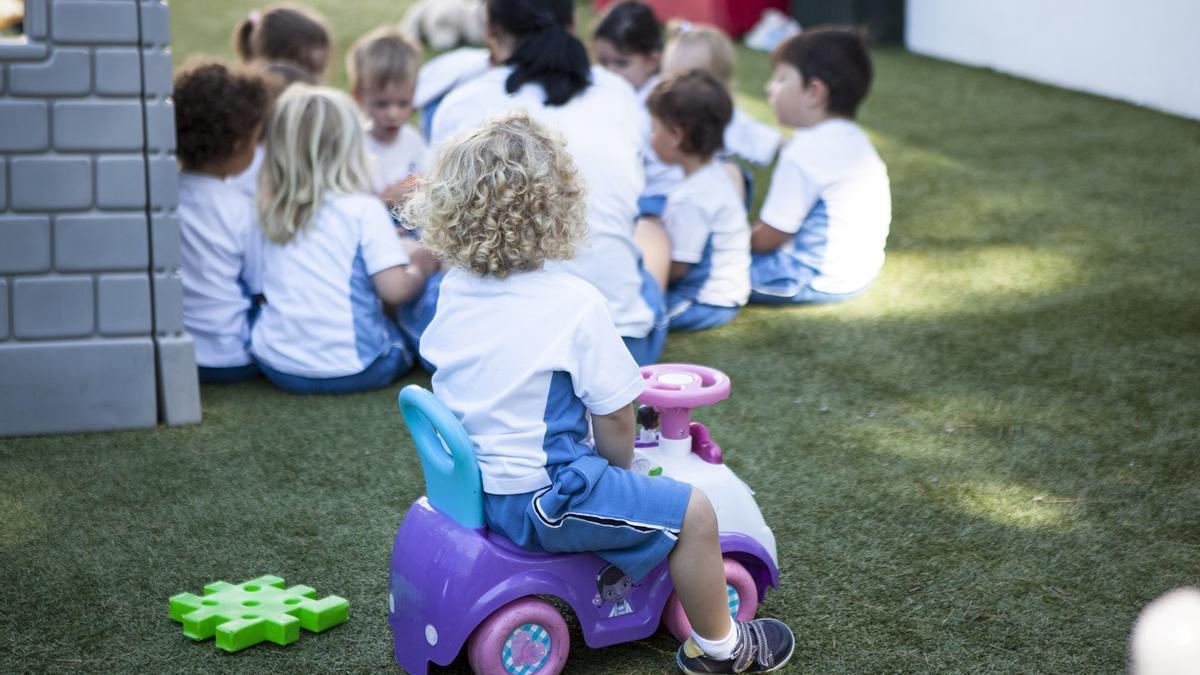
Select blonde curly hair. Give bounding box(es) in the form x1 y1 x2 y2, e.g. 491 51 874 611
402 111 587 278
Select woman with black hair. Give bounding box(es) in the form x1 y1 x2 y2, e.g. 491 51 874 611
430 0 669 367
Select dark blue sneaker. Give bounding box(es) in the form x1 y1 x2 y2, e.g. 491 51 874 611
676 618 796 673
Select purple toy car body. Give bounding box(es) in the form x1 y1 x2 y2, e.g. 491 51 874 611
389 365 780 674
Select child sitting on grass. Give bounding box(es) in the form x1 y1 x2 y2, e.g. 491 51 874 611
174 58 273 384
647 71 750 332
750 28 892 304
346 26 430 206
251 85 437 395
407 110 795 674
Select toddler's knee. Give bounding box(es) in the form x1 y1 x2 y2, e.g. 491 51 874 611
683 488 718 536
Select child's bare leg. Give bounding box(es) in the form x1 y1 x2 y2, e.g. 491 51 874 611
634 215 670 292
668 487 733 640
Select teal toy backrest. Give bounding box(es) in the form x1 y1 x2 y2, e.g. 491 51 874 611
398 385 485 529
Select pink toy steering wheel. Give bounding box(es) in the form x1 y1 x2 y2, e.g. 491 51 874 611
637 364 731 440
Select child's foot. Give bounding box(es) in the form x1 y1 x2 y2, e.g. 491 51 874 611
676 618 795 673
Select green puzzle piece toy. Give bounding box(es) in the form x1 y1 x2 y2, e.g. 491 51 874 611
168 574 349 652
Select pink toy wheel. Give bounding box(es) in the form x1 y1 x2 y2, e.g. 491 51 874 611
467 596 570 675
662 558 759 643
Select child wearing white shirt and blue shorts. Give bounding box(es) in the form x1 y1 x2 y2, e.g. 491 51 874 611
407 109 794 674
251 85 437 395
750 29 891 304
647 70 751 332
174 59 272 384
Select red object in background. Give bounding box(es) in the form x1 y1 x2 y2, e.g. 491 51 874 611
593 0 788 38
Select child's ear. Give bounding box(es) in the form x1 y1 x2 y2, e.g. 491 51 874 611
807 77 831 110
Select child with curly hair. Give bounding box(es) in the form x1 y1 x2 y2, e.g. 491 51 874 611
250 85 438 394
174 58 273 383
407 111 795 674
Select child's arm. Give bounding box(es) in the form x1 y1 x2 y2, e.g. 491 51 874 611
592 403 636 470
750 221 793 253
371 241 439 306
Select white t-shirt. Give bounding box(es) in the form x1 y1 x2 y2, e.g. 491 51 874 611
226 145 264 201
178 172 263 368
251 192 409 378
414 47 492 109
365 124 429 195
758 118 891 294
432 65 654 338
423 268 646 495
664 161 751 308
725 107 782 166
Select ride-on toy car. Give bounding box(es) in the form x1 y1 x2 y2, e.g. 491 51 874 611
389 364 780 675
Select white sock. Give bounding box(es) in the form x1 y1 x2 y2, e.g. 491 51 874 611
691 619 737 660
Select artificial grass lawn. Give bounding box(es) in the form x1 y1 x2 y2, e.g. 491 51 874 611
4 2 1200 673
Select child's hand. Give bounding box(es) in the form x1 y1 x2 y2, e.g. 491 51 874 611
380 175 421 208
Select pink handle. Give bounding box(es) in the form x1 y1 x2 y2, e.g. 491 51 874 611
637 364 731 440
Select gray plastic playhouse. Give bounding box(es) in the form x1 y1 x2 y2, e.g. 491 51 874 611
0 0 200 437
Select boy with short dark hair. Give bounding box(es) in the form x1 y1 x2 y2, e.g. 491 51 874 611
647 70 751 332
750 28 892 305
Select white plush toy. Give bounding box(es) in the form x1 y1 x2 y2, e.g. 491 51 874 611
1130 587 1200 674
401 0 486 52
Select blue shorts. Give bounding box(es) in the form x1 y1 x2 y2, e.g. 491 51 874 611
749 249 869 305
256 342 414 395
666 296 741 332
198 362 260 384
396 270 445 372
622 266 668 366
484 454 693 582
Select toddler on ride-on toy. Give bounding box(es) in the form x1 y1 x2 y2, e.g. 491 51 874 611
391 110 794 674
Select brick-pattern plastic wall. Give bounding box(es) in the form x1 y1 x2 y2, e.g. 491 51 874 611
0 0 201 436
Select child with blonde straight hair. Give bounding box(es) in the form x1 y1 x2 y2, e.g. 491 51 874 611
251 85 437 394
408 111 795 674
347 26 429 204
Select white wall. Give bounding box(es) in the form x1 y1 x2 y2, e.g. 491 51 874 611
906 0 1200 121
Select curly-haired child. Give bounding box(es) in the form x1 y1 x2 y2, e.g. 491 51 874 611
347 26 430 205
750 28 891 304
250 85 438 394
647 70 750 332
407 110 795 674
174 58 273 383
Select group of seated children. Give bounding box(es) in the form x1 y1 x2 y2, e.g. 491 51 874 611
173 1 894 671
175 0 890 391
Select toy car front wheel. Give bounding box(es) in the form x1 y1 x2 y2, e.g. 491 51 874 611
466 596 570 675
662 558 759 642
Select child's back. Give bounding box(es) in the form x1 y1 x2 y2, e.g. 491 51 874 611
173 59 272 382
253 192 407 377
250 84 435 394
424 269 642 493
